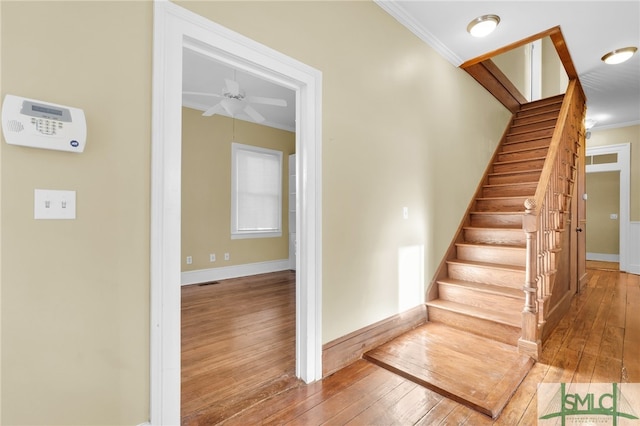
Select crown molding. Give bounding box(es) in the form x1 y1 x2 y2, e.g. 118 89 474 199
374 0 463 67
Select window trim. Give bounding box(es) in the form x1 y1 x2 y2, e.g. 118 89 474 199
231 142 283 239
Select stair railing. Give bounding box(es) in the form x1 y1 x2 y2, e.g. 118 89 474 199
519 79 586 359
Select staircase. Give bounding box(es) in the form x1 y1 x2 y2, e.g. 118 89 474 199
366 95 568 419
426 94 564 346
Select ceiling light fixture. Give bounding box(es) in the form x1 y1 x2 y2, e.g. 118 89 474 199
601 46 638 64
467 14 500 38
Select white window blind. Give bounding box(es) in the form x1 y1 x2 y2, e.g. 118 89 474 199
231 143 283 239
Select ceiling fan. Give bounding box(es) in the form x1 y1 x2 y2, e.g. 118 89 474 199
183 79 287 123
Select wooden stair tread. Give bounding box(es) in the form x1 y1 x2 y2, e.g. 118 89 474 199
364 322 533 418
502 136 552 147
447 258 525 273
519 95 564 110
510 119 557 130
469 211 524 222
436 277 524 299
475 195 528 202
456 241 525 250
508 125 555 137
489 168 542 177
493 156 546 166
427 299 521 327
463 225 522 231
484 182 536 188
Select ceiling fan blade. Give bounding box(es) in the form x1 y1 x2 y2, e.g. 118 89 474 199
224 79 240 96
202 103 225 117
244 105 265 123
246 96 287 107
183 91 222 98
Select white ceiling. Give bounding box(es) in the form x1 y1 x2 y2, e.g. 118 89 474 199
182 47 296 132
378 0 640 130
182 1 640 131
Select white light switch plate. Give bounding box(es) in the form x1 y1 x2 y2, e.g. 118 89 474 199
34 189 76 219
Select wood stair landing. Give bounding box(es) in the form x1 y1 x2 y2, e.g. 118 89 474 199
364 322 534 419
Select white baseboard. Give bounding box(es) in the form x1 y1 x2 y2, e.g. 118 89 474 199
586 252 620 262
181 259 290 285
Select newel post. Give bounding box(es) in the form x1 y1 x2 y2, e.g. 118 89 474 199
519 198 542 359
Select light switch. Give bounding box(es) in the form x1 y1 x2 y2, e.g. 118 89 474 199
34 189 76 219
610 213 618 220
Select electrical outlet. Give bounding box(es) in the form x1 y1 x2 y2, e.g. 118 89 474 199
210 253 216 262
224 253 230 261
186 256 192 265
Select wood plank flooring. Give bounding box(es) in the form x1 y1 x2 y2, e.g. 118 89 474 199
181 270 301 425
182 267 639 425
364 322 534 418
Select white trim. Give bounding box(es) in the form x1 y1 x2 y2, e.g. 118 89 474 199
586 143 630 273
374 0 463 66
592 120 640 131
151 1 323 424
181 259 290 286
629 222 640 275
586 253 620 262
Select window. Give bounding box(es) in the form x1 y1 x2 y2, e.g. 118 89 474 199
231 143 283 239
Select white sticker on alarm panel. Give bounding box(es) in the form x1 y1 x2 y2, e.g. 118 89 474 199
1 94 86 153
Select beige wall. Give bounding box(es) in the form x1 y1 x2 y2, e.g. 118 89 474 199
588 125 640 220
541 37 568 98
1 1 511 423
181 108 295 271
586 171 620 254
1 2 152 424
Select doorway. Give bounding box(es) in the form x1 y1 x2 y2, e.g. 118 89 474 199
151 2 323 424
585 143 631 272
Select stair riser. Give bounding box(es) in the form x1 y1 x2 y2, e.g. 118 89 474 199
463 228 526 246
447 262 524 288
482 184 536 198
506 128 554 143
502 138 551 152
519 96 563 112
456 245 526 267
510 118 558 134
475 198 527 212
469 214 522 228
427 306 520 346
438 284 524 313
498 147 548 162
513 110 561 125
493 159 545 174
488 171 541 185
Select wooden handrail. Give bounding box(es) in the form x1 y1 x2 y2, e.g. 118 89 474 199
518 79 586 359
527 79 577 216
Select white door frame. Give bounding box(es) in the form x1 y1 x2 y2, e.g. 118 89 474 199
151 2 323 424
585 143 630 271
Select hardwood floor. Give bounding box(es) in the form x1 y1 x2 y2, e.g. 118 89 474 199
181 270 301 425
183 269 640 426
364 322 533 418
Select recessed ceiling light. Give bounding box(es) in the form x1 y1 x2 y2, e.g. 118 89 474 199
467 15 500 38
601 47 638 64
